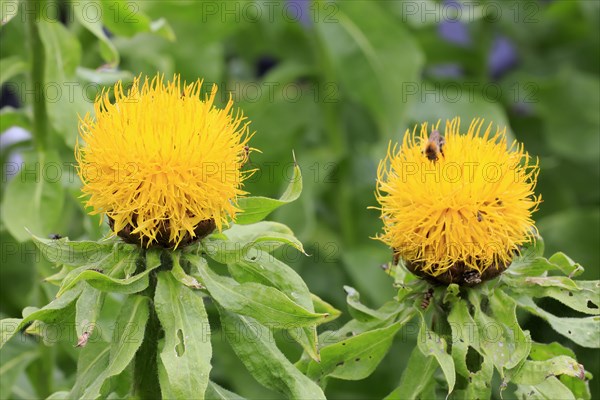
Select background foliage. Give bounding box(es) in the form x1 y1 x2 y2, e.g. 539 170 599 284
0 0 598 399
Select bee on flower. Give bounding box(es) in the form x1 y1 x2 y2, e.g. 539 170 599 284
375 117 541 286
76 74 254 248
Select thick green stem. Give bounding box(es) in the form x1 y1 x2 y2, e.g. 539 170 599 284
134 270 162 399
26 0 48 152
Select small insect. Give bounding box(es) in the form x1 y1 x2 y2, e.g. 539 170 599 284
477 211 483 222
75 331 90 348
49 233 62 240
421 288 434 309
423 130 445 161
88 268 104 274
463 270 482 285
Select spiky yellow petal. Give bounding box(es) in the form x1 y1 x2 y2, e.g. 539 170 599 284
76 74 253 248
375 117 541 281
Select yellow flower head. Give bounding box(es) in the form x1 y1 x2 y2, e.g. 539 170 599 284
375 117 541 285
76 74 253 248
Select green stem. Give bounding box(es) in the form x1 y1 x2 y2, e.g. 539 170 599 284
134 270 161 399
26 0 48 152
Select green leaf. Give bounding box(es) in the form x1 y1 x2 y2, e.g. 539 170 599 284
69 342 110 399
56 248 146 296
514 296 600 348
1 151 65 242
344 285 389 322
227 249 320 360
73 1 119 66
205 381 246 400
224 221 305 254
155 271 212 400
31 234 116 267
187 254 327 329
315 0 423 136
511 356 586 385
0 284 82 349
417 315 456 395
0 56 27 86
456 358 494 400
202 222 305 264
515 376 576 400
235 159 302 224
217 307 326 400
171 252 203 289
447 298 481 378
311 293 342 325
384 344 437 400
307 320 406 382
75 284 105 341
470 289 532 375
513 280 600 316
82 295 149 399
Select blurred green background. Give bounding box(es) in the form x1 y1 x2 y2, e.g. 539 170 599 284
1 0 598 398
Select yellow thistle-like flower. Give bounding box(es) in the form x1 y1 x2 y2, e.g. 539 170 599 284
76 74 253 248
375 117 541 285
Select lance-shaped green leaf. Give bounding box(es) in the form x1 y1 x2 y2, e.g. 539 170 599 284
513 296 600 348
307 319 406 382
69 342 110 399
510 356 586 385
454 358 494 400
447 297 481 378
510 280 600 316
344 285 389 322
31 234 117 267
0 284 83 349
417 315 456 396
311 293 342 325
75 284 105 345
171 252 203 289
202 224 305 264
384 344 438 400
205 381 246 400
235 159 302 224
228 250 322 359
224 221 305 254
187 254 328 329
56 249 155 297
528 343 592 400
155 271 212 400
82 295 149 399
548 252 585 277
470 289 532 375
515 376 577 400
217 307 325 399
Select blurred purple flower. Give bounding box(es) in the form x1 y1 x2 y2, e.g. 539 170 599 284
488 35 519 80
287 0 311 27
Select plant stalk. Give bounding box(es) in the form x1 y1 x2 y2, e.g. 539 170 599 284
134 270 162 399
26 0 48 152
